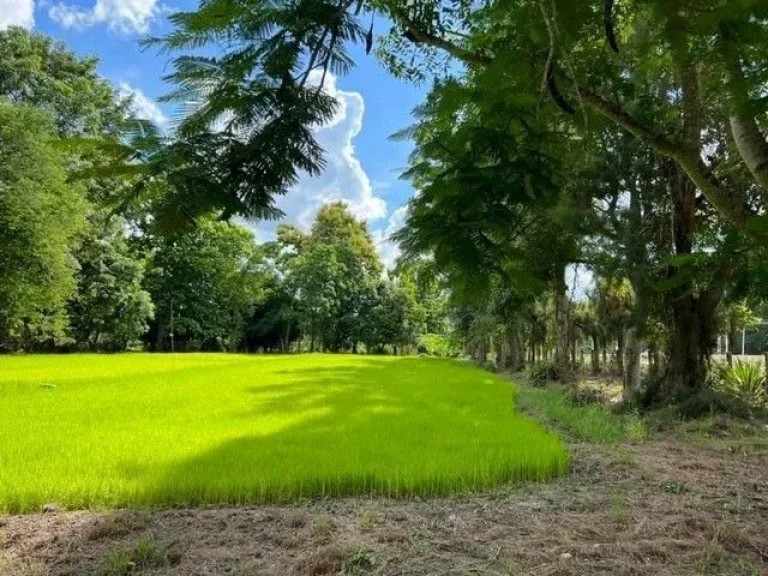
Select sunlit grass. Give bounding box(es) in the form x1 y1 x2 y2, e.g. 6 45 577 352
517 385 647 442
0 354 567 513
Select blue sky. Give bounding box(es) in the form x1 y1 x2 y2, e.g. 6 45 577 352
2 0 426 266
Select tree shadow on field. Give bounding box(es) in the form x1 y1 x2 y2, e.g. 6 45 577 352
138 356 513 506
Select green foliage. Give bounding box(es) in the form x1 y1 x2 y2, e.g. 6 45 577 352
0 354 568 513
274 202 425 353
340 549 376 576
69 216 154 351
120 0 373 222
363 278 426 354
0 100 87 351
526 362 560 387
0 27 125 137
418 333 460 358
611 490 628 526
716 361 767 409
245 276 302 353
143 218 264 351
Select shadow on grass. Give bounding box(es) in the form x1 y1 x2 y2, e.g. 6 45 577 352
135 357 566 507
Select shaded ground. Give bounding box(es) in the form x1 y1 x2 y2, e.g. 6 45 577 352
3 427 767 576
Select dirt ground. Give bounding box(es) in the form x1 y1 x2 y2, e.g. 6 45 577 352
3 425 768 576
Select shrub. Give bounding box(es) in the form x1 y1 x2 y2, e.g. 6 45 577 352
568 387 606 406
479 360 497 373
527 361 560 387
716 361 767 409
418 333 461 358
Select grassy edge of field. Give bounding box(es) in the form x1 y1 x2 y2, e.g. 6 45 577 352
513 379 648 444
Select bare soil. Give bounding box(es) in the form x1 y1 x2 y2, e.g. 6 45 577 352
3 429 767 575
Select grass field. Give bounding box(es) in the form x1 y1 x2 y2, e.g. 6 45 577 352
0 354 568 513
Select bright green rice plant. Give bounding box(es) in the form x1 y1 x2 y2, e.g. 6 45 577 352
0 354 568 513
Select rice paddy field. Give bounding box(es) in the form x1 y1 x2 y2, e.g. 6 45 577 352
0 354 568 513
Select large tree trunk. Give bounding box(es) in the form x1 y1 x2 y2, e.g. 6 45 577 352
651 54 721 403
514 331 524 370
507 331 523 371
665 295 713 400
570 338 577 368
625 173 651 397
282 324 291 353
660 162 716 401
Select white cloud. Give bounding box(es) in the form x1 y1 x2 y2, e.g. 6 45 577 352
372 205 408 269
48 0 163 33
249 71 389 246
118 82 168 129
284 70 387 227
0 0 34 29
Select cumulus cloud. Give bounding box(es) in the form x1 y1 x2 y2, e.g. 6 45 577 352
48 0 163 33
279 71 387 227
118 82 168 129
372 205 409 269
250 71 389 245
0 0 34 29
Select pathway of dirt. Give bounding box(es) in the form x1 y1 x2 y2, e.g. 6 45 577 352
2 433 767 576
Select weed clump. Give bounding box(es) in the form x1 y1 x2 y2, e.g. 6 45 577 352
96 535 177 576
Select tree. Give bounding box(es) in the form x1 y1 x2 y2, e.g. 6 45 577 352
393 260 448 334
143 218 264 351
0 100 87 350
393 75 584 377
69 216 154 351
0 28 161 353
281 203 383 352
0 27 125 138
363 277 426 354
377 0 768 399
139 0 768 401
245 280 302 353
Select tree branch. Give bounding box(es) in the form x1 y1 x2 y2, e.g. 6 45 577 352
390 9 493 67
580 90 752 227
390 10 755 229
722 60 768 190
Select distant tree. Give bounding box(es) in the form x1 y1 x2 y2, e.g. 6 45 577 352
143 218 263 351
244 246 302 353
364 278 426 355
284 203 382 352
394 260 448 334
69 216 154 351
0 100 87 350
245 284 302 353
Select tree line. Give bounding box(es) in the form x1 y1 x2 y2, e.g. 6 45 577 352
5 0 768 411
0 28 443 355
90 0 765 408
